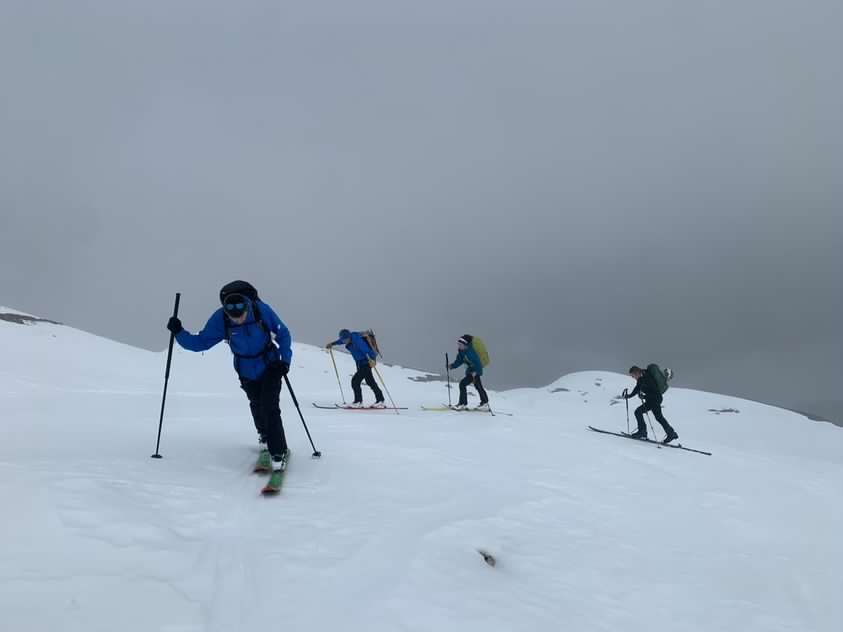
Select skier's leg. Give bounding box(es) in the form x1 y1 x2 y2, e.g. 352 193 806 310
458 373 472 406
240 378 266 442
258 364 288 458
633 404 648 434
362 364 384 402
651 402 676 436
351 364 365 403
473 374 489 405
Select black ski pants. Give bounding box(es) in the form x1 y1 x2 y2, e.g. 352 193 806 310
352 362 384 404
240 362 288 458
458 371 488 406
634 397 676 436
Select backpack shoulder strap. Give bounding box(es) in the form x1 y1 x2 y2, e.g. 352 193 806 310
252 301 265 329
252 301 274 343
226 301 277 363
222 309 231 342
222 301 270 343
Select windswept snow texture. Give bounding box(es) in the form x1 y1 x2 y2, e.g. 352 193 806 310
1 313 841 632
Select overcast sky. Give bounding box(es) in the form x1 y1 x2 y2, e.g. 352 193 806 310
1 1 841 423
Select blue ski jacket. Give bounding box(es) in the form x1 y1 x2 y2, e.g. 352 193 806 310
450 346 484 376
175 299 292 381
331 332 377 365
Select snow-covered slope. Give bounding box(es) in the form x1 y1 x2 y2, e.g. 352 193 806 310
1 313 841 632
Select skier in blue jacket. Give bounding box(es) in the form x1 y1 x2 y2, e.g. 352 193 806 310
449 335 489 411
166 280 292 473
325 329 384 408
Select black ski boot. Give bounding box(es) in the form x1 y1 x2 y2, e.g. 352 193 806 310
662 429 679 444
628 429 648 440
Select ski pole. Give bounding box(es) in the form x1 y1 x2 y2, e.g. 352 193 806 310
623 388 629 434
638 394 658 439
645 412 656 439
372 365 400 415
152 292 180 459
283 374 322 458
640 394 659 440
645 411 658 440
445 352 452 408
329 347 346 404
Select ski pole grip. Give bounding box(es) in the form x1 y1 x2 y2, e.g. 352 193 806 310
164 293 181 379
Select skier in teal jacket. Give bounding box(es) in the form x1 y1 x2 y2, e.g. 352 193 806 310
449 335 489 411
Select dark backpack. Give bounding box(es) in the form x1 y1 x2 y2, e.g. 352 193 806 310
646 363 673 395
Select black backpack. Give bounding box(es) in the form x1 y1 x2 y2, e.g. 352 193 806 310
646 363 673 395
219 280 259 305
219 280 275 362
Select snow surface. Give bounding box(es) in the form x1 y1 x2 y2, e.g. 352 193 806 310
1 314 841 632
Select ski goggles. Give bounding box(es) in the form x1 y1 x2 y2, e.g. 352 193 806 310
223 295 248 314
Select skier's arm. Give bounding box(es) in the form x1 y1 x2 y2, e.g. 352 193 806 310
175 311 225 352
449 351 465 370
260 303 293 365
465 346 483 376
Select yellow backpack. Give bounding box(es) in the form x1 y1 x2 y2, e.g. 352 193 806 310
470 336 490 367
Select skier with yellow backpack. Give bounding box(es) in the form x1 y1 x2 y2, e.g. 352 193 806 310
449 335 490 411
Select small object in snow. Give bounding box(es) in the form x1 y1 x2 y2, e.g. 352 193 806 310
477 549 496 567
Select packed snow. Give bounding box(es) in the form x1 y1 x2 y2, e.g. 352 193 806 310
1 310 841 632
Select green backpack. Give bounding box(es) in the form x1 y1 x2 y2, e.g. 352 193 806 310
646 363 673 394
470 336 490 367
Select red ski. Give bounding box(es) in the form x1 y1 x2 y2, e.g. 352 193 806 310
311 403 407 410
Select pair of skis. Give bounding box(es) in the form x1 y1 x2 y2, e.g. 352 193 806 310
587 426 712 456
312 402 408 411
254 449 290 495
421 404 512 417
313 402 512 416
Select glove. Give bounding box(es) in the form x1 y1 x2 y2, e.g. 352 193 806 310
325 342 334 349
167 317 183 335
368 359 376 368
278 361 290 376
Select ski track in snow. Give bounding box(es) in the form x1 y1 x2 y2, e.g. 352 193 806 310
1 319 841 631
